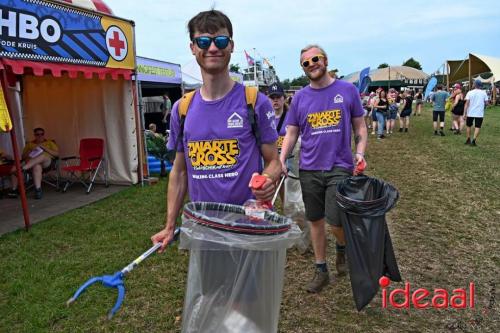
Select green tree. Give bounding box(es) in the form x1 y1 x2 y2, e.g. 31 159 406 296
290 75 309 87
378 63 389 69
282 79 291 90
229 63 241 73
402 57 422 70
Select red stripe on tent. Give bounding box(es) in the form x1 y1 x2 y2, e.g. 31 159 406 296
1 59 132 80
58 0 113 15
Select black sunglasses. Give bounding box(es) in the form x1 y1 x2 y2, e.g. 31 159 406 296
35 132 44 136
193 36 231 50
301 54 325 68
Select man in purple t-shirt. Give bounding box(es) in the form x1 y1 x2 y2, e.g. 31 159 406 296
151 10 280 248
279 45 368 293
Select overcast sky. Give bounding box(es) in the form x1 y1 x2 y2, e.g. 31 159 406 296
104 0 500 80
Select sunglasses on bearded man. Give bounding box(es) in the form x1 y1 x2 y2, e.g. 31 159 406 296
301 54 325 68
192 36 232 50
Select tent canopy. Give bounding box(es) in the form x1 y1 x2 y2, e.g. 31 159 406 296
0 0 135 79
343 66 429 87
0 0 140 184
447 53 500 83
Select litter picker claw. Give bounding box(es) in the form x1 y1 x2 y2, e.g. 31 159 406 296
67 228 180 319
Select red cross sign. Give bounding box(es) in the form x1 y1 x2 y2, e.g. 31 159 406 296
106 26 128 61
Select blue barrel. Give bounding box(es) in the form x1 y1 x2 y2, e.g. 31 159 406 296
147 155 172 174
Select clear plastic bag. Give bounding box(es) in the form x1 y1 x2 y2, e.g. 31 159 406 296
180 211 301 333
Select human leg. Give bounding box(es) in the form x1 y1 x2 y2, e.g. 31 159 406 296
465 117 473 144
325 167 351 276
376 112 385 138
300 170 330 293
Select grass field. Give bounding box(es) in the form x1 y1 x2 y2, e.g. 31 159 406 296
1 105 499 332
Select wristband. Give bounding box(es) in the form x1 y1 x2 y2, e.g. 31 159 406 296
355 152 364 158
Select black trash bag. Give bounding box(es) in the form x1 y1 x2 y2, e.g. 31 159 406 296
336 175 402 311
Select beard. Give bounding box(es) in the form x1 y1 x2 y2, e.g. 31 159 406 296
305 66 327 82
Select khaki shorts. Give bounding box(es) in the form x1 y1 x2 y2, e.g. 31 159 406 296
299 167 352 226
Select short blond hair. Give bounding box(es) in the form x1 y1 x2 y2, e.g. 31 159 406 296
300 44 328 58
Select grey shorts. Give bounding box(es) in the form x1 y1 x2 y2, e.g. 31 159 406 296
299 167 352 226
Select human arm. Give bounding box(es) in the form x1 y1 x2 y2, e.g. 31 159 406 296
463 99 469 119
151 152 188 252
250 142 281 202
351 116 368 169
279 125 299 175
40 141 59 158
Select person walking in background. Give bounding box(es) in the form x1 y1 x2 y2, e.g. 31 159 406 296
398 90 413 132
279 44 367 293
451 83 465 135
386 89 398 135
464 79 489 146
431 84 449 136
414 89 423 116
268 81 288 204
374 89 388 139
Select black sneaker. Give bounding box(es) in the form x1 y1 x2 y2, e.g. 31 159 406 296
398 128 403 133
465 138 471 145
7 189 18 198
404 128 408 133
440 131 445 136
471 140 477 147
434 131 438 136
34 188 42 200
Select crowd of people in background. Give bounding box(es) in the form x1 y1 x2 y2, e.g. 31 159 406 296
361 80 490 145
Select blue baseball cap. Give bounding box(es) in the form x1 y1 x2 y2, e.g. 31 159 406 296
474 79 482 88
268 82 285 97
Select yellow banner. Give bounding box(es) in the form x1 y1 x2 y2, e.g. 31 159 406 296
0 85 12 132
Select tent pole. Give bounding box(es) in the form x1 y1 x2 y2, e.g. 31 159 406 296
446 62 449 90
1 71 30 231
130 23 145 186
468 54 472 90
132 77 144 186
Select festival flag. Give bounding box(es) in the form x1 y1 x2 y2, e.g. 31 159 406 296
263 57 273 67
244 50 255 66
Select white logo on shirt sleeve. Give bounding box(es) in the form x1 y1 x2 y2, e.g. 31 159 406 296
227 112 244 128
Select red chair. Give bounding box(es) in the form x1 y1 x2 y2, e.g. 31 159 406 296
62 138 108 194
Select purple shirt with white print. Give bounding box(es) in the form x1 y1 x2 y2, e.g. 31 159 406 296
168 83 278 205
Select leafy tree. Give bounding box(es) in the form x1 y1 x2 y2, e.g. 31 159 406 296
282 79 291 90
378 63 389 69
402 58 422 70
229 63 241 73
290 75 309 87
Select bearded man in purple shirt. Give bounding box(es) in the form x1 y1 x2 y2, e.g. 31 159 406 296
279 45 368 293
151 10 281 249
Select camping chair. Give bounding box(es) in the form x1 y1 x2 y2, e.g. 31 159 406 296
61 138 108 194
25 157 61 191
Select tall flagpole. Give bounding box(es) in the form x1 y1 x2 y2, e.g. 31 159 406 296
253 47 257 88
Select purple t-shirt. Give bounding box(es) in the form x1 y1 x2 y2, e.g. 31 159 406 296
168 83 278 205
286 80 364 171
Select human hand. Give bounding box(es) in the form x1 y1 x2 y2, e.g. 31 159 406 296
249 173 275 202
280 160 288 177
151 225 175 253
353 153 367 176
